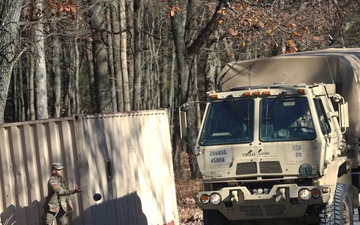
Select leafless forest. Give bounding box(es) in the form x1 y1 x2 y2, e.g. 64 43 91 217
1 0 359 181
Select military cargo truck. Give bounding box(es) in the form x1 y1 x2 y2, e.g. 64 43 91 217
180 48 360 224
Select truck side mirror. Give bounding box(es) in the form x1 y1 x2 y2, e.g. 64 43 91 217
338 102 349 131
332 94 349 133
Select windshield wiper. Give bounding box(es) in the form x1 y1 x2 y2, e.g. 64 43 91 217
225 95 251 136
266 91 286 119
225 95 248 120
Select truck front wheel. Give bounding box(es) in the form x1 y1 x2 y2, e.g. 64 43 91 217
319 183 353 225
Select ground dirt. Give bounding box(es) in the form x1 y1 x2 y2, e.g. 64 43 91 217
176 151 204 225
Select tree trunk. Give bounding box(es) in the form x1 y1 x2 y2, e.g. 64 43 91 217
193 56 201 130
169 0 190 178
29 53 36 120
159 45 169 109
146 40 152 109
69 40 76 115
74 37 81 114
0 0 25 123
120 0 131 111
16 63 26 121
132 0 142 110
34 0 49 120
86 39 97 114
111 0 123 112
63 44 72 116
148 24 160 109
127 0 134 110
205 42 221 92
90 0 112 113
11 65 18 121
107 4 117 112
168 0 226 178
169 49 176 123
53 35 61 117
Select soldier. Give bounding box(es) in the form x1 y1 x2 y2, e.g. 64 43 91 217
42 163 83 225
289 110 314 132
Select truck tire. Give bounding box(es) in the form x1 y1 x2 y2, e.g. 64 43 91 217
319 183 353 225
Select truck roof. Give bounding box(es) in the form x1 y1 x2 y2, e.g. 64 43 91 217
229 83 307 91
217 48 360 144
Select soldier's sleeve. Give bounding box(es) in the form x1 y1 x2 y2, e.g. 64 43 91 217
48 177 74 196
67 198 73 206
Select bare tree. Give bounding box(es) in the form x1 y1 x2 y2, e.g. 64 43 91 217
2 0 351 119
132 0 142 110
34 0 49 119
168 0 227 178
120 0 131 111
52 34 62 117
86 38 97 113
0 0 25 123
28 53 36 120
110 1 124 112
89 0 112 112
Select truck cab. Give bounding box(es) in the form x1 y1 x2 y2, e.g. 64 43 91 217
186 83 357 224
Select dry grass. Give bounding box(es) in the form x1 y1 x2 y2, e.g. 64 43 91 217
176 151 204 225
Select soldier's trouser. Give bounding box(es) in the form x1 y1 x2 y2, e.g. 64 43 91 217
44 208 68 225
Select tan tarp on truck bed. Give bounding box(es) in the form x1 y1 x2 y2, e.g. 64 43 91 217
217 48 360 145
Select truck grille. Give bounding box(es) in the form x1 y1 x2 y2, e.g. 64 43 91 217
236 162 257 175
264 204 286 216
235 161 282 175
239 205 263 216
260 161 282 173
239 204 285 217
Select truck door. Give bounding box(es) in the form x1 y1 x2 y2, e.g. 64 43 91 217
313 98 334 169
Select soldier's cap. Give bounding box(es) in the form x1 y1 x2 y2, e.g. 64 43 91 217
52 162 64 170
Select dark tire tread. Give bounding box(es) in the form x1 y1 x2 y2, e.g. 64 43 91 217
319 183 353 225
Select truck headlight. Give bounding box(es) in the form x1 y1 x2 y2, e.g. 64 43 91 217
200 194 210 204
311 188 321 199
298 188 311 201
210 193 222 205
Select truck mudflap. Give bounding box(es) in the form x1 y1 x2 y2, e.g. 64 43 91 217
195 184 331 220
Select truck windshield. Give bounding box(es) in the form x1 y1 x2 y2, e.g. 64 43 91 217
199 99 254 146
260 96 316 141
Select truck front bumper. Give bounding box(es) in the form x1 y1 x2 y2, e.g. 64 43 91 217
195 184 331 220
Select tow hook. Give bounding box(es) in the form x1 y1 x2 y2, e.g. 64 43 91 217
231 190 239 204
274 188 286 202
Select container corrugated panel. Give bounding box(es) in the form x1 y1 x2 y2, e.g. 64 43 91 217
0 110 178 225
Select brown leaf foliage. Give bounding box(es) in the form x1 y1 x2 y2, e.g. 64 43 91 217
176 151 203 224
209 0 354 56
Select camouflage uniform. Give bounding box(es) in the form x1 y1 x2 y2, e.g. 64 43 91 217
43 163 75 225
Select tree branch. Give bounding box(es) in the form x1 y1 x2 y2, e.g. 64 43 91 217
187 0 226 57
